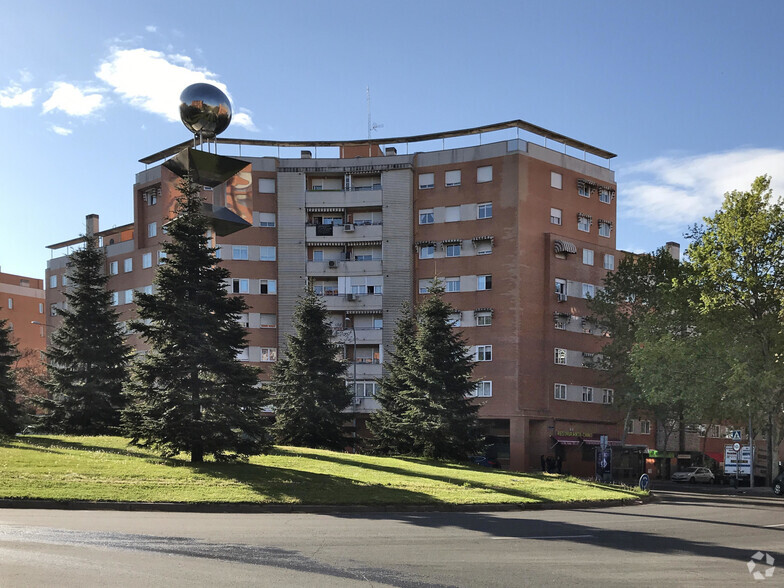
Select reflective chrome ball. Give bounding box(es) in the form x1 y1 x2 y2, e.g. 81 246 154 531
179 83 232 138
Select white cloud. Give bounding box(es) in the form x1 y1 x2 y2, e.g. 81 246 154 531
619 148 784 230
233 110 257 132
95 47 256 132
42 82 104 116
145 25 157 33
0 84 35 108
50 125 72 136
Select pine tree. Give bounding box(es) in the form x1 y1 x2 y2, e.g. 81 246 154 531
0 316 20 436
271 288 350 449
40 234 130 433
123 176 268 462
372 283 483 460
368 301 416 454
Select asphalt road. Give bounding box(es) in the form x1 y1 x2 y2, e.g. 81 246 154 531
1 489 783 587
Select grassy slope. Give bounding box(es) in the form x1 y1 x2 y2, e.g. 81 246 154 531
0 436 645 505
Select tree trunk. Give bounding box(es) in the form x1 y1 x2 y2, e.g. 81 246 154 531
190 371 203 463
678 409 686 454
767 411 774 486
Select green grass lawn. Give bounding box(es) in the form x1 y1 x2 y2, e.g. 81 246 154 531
0 435 646 506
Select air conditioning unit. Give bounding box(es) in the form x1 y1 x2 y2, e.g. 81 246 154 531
346 293 356 301
343 223 355 232
556 293 567 302
328 260 337 268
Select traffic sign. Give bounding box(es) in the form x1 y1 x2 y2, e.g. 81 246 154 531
639 474 650 491
733 442 741 451
730 430 742 441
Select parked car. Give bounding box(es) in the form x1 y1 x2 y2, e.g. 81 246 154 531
469 456 500 468
772 471 784 495
671 466 715 484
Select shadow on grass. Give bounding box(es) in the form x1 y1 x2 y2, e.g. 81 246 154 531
270 448 633 503
6 436 171 463
185 460 439 505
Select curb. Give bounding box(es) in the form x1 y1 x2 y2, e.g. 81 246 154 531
0 495 652 515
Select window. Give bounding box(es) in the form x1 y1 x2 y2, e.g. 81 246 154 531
448 313 462 327
124 289 133 304
108 261 118 276
477 203 492 219
62 275 68 286
555 278 566 297
124 258 133 272
445 170 461 187
550 208 562 225
49 275 58 288
477 165 493 183
583 249 594 266
475 240 492 255
214 247 221 259
554 383 567 400
157 250 167 265
232 279 249 294
476 312 492 326
578 216 590 232
419 209 434 224
641 420 651 434
551 172 562 189
236 348 250 361
142 285 153 295
258 212 276 227
446 277 460 292
582 387 593 402
599 222 612 238
476 345 492 361
554 348 567 365
148 222 157 238
604 254 615 270
626 420 635 434
232 245 249 260
111 292 119 306
418 279 433 294
258 178 276 193
259 314 276 328
260 279 277 294
311 250 325 262
353 381 378 397
472 381 492 397
39 303 43 314
142 253 152 268
445 206 460 223
603 389 614 405
599 188 612 204
50 303 57 316
578 183 590 198
477 275 492 290
260 246 276 261
418 173 434 189
446 244 461 257
419 245 434 259
144 187 159 205
260 348 277 362
236 313 250 328
7 298 12 310
582 283 595 299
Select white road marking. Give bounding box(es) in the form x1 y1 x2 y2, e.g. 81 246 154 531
491 534 594 540
763 523 784 528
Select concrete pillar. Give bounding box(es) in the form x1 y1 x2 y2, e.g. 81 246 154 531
509 416 528 471
86 214 99 238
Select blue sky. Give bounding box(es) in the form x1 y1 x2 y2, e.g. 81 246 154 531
2 0 784 278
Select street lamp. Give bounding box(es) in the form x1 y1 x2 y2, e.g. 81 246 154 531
344 316 357 399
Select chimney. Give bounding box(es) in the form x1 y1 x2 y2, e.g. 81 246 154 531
385 147 397 156
86 214 99 238
300 150 312 159
665 241 680 261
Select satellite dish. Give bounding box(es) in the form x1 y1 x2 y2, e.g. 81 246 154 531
179 83 232 139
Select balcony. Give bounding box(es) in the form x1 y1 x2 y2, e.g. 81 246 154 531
333 327 383 345
343 396 381 414
307 259 383 276
321 293 383 312
306 189 382 209
305 223 383 243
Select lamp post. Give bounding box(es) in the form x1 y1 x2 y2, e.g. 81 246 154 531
344 316 357 398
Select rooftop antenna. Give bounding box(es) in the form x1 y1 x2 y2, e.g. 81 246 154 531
367 86 383 155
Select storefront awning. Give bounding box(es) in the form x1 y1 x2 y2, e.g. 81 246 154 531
582 437 623 447
705 451 724 462
552 435 581 446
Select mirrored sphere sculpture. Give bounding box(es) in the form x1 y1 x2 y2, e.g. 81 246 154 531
179 83 232 138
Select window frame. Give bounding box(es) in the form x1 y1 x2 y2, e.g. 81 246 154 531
477 202 493 219
554 383 567 400
476 345 493 361
419 209 435 225
554 348 567 365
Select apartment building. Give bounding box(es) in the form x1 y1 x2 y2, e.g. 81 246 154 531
0 271 46 366
45 121 646 474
